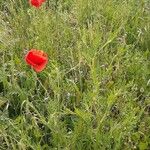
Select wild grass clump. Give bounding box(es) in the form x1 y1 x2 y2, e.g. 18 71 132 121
0 0 150 149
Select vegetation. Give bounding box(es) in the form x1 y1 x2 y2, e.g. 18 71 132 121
0 0 150 149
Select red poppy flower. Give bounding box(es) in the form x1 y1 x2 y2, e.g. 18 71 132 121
29 0 45 8
25 49 48 72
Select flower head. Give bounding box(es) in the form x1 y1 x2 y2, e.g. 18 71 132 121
25 49 48 72
29 0 45 8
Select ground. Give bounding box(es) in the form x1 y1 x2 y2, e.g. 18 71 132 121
0 0 150 149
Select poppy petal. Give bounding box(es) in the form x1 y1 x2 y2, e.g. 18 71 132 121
34 60 48 72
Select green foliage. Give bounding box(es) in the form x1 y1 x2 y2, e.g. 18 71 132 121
0 0 150 149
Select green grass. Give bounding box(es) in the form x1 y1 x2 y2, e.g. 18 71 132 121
0 0 150 149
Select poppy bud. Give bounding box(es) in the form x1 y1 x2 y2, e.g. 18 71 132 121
25 49 48 72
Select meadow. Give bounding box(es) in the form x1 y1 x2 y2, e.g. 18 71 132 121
0 0 150 149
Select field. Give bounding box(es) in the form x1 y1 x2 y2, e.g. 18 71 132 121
0 0 150 149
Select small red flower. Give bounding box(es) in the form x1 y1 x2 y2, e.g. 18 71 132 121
25 49 48 72
29 0 45 8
